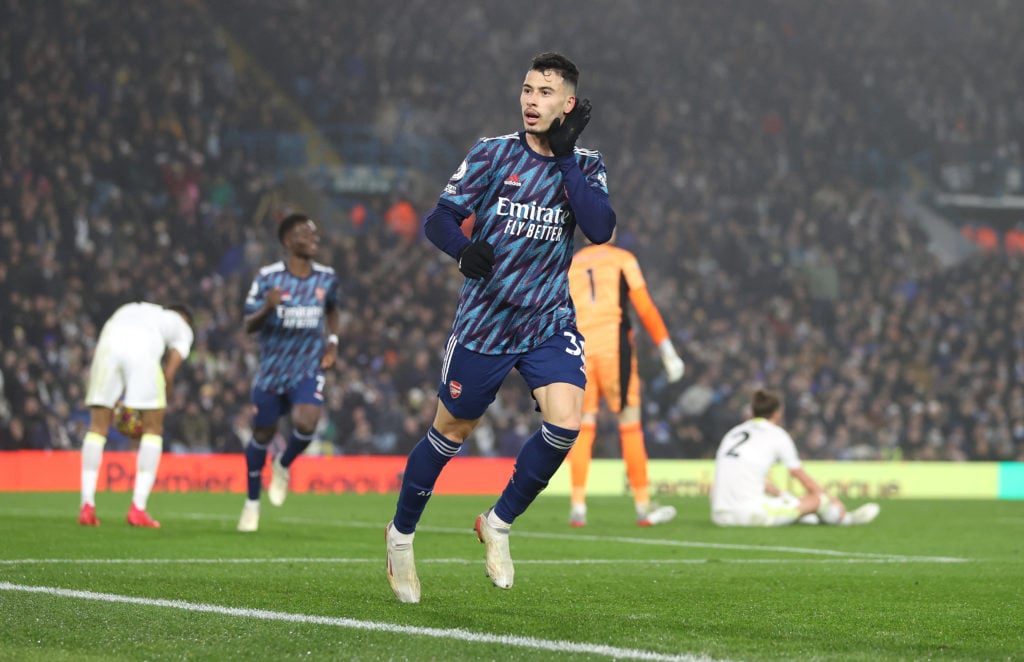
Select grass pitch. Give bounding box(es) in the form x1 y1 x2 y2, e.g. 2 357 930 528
0 492 1021 661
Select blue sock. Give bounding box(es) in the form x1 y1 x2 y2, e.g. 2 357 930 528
279 429 314 468
244 439 269 500
392 428 461 534
494 422 577 524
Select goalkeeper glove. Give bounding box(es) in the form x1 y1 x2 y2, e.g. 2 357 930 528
546 98 592 158
658 339 685 383
457 241 496 280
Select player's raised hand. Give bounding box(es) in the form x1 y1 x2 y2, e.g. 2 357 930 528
266 287 283 307
546 98 592 157
458 241 496 280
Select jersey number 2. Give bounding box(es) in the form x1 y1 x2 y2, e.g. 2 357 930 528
725 431 750 457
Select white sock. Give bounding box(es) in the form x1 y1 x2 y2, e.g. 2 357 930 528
487 509 511 530
81 431 106 506
817 495 844 525
388 526 414 545
132 433 163 510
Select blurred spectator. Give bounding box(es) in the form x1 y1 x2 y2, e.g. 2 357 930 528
383 196 419 242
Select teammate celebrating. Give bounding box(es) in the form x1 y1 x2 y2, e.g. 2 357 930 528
236 213 342 532
385 52 616 603
566 232 686 527
79 301 194 528
711 389 880 527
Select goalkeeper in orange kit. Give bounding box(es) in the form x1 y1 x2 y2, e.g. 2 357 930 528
566 232 685 527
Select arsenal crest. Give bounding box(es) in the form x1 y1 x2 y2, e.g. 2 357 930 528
449 380 463 399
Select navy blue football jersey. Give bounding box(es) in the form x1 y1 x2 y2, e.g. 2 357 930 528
244 261 339 392
440 131 609 354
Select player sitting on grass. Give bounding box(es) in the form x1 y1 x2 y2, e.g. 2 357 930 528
710 388 880 527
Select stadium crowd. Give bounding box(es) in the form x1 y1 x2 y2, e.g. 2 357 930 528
1 0 1023 463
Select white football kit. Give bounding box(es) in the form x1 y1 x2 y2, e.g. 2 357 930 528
85 302 194 410
711 417 804 526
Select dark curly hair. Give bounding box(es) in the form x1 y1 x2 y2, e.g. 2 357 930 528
277 212 312 245
530 52 579 90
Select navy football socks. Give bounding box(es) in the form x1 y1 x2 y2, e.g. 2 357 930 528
279 429 314 468
244 439 269 500
393 427 461 534
494 422 578 524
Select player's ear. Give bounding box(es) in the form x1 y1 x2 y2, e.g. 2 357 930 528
564 95 576 114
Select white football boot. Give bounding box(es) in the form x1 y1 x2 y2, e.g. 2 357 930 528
848 502 881 525
638 503 677 527
386 521 421 603
268 456 290 507
237 500 260 532
475 509 514 589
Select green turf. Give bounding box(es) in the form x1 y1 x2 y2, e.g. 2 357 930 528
0 492 1021 661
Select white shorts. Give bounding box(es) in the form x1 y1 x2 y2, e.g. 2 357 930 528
85 329 167 410
712 493 802 527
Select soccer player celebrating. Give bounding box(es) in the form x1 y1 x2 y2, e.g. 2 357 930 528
711 389 880 527
385 52 616 603
79 301 194 527
565 231 686 527
236 213 342 532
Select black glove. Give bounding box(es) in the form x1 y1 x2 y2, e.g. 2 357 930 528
546 98 592 157
457 241 496 280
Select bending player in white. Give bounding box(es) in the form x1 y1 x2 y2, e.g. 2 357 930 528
711 389 879 527
78 302 194 528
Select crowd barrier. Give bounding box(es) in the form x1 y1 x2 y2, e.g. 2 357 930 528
0 451 509 495
601 460 1024 500
1 451 1021 499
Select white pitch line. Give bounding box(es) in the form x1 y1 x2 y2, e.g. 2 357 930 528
278 517 969 564
508 529 970 563
0 556 965 566
0 582 719 662
0 507 968 563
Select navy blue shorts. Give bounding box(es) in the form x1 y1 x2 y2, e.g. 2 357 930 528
251 374 325 427
437 327 587 420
